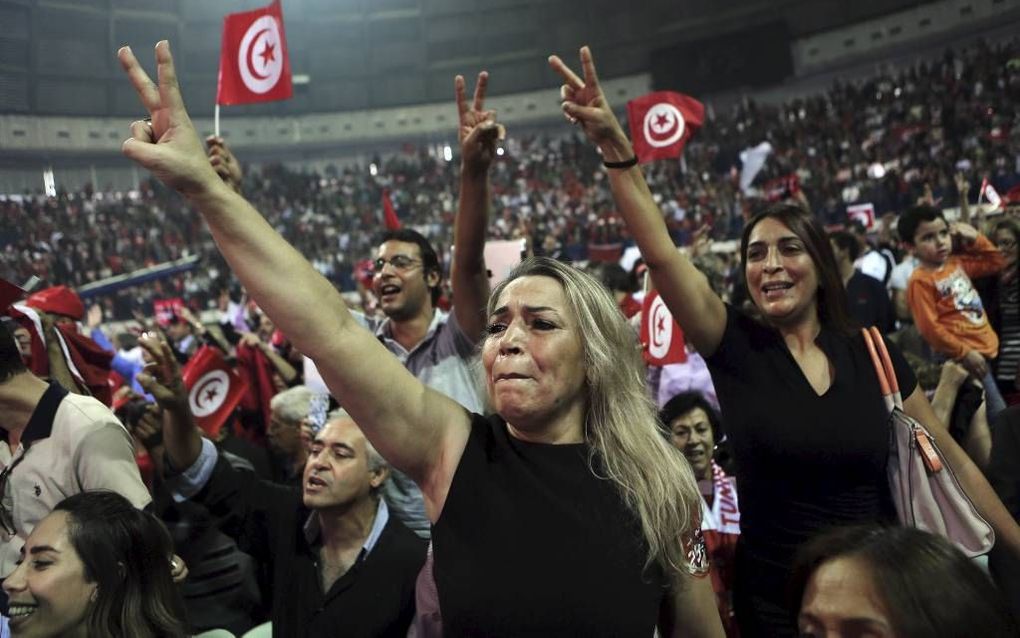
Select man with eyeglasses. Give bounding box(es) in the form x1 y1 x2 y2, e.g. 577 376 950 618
0 318 151 615
303 75 498 542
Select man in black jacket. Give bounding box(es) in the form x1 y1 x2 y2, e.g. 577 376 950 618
138 336 426 637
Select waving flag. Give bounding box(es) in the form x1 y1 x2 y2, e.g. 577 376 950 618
980 178 1003 210
640 290 687 366
626 91 704 164
382 189 401 230
217 0 293 106
181 345 248 437
739 141 772 193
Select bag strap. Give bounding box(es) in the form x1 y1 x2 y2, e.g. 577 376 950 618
862 327 947 474
861 327 902 412
869 326 901 397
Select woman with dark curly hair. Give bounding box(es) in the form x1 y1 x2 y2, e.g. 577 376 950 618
3 491 187 638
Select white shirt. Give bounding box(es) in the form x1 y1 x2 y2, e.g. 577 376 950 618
889 256 919 291
0 383 151 577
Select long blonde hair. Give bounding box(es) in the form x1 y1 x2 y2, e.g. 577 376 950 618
487 257 702 583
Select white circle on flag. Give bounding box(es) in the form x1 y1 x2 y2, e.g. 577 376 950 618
189 370 230 418
642 103 686 149
648 295 673 359
238 15 284 94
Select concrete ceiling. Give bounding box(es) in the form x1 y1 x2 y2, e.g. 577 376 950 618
0 0 933 117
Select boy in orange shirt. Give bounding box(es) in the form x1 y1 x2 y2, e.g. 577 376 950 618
900 204 1006 416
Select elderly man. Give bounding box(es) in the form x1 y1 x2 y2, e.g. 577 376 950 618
267 385 324 485
139 336 425 638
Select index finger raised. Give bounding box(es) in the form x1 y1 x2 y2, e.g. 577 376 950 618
454 75 468 118
118 46 161 114
548 54 585 91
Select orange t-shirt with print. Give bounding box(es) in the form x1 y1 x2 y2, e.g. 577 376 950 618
906 234 1005 360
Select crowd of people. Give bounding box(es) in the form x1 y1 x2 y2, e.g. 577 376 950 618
2 38 1017 323
0 33 1018 638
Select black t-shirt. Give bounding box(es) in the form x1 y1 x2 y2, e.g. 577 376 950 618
705 306 916 571
432 413 667 637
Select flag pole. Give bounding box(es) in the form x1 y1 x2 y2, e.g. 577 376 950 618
214 104 221 138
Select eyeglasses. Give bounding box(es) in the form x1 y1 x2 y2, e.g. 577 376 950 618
996 239 1017 250
372 255 422 272
0 455 26 536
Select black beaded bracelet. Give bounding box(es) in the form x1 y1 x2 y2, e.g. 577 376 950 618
603 156 638 169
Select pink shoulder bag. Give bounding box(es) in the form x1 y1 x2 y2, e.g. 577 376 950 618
861 326 995 557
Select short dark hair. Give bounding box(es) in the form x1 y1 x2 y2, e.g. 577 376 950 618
897 205 945 245
740 203 857 335
55 491 188 637
595 263 635 294
658 391 723 440
0 319 27 383
790 525 1017 638
828 230 861 261
380 229 442 305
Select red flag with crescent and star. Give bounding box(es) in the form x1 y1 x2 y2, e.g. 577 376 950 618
217 0 293 106
626 91 704 164
639 290 687 366
181 345 248 437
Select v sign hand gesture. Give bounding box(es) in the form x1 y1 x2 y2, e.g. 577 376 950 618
548 46 631 162
118 42 222 199
456 71 504 176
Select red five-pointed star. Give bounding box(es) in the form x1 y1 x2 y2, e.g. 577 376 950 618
259 42 276 66
657 316 666 333
654 113 672 130
205 387 219 403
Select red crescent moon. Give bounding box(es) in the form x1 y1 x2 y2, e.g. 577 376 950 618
246 28 271 81
194 377 222 408
651 304 667 348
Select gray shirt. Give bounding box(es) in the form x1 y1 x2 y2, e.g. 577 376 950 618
352 309 484 538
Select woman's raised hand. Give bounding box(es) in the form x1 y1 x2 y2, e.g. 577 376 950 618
117 41 222 198
548 46 631 160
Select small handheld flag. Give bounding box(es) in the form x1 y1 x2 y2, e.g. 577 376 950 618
626 91 704 164
217 0 293 106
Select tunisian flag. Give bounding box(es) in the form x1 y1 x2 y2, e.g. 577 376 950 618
639 290 687 366
382 189 401 230
217 0 293 106
181 345 248 437
626 91 704 164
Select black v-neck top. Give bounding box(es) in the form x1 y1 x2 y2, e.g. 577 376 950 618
432 413 667 637
705 305 916 569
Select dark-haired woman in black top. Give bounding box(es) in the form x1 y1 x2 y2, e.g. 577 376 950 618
551 43 1020 637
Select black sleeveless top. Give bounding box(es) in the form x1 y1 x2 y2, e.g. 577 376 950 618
432 413 667 637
